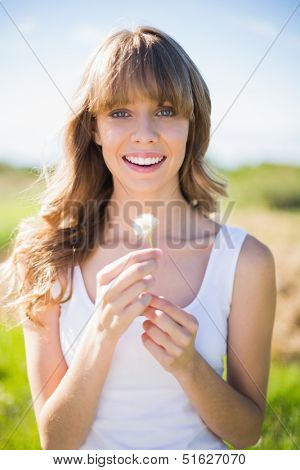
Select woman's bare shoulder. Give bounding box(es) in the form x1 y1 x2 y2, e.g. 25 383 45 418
239 232 275 269
230 232 276 304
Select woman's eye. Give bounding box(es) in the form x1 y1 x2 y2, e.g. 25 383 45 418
110 110 129 118
157 107 175 117
109 107 175 118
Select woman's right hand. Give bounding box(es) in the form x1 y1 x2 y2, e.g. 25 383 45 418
91 248 162 343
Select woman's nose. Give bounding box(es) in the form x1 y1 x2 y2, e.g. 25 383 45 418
130 116 159 143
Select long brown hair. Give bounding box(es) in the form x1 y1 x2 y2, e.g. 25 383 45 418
0 25 228 329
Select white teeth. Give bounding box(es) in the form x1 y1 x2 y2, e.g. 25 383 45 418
124 156 164 165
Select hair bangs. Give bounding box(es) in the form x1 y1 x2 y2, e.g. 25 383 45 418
90 35 194 120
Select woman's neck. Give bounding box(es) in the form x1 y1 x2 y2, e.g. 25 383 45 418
102 194 208 249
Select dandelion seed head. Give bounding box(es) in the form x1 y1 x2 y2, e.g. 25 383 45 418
132 213 158 239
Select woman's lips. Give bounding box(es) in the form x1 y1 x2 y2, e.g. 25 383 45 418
122 156 167 173
125 152 165 159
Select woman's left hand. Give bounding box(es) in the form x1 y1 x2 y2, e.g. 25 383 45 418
141 294 199 378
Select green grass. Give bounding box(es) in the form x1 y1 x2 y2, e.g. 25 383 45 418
0 165 43 252
0 325 299 449
256 360 300 449
0 200 40 251
222 162 300 212
225 359 300 450
0 326 41 449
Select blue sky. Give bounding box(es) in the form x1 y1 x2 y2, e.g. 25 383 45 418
1 0 299 169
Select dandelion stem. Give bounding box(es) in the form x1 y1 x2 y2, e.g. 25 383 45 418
147 232 153 248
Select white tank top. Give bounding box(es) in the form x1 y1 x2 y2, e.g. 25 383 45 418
57 224 248 450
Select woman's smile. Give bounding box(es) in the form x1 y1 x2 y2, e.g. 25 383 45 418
93 98 189 192
122 152 167 173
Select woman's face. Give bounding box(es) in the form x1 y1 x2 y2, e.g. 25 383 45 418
93 96 189 197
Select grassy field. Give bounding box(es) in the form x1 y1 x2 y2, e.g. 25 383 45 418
1 325 299 450
0 163 44 255
0 162 299 450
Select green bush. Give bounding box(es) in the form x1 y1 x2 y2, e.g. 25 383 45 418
223 163 300 211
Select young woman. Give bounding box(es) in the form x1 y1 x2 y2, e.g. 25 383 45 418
1 25 276 450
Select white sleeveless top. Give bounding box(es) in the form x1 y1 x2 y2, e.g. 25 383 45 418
57 224 248 450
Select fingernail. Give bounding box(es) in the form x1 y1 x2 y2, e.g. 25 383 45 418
142 294 151 305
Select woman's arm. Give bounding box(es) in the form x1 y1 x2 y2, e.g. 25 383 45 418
174 235 277 449
22 304 117 450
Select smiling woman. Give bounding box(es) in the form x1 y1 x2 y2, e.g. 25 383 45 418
93 95 189 193
0 25 276 452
